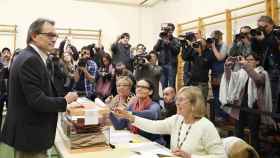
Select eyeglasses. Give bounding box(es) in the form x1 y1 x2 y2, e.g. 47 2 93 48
136 85 150 89
38 32 59 39
117 84 130 87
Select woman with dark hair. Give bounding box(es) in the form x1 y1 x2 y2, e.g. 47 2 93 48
96 53 115 100
109 79 164 145
62 52 75 93
220 52 274 151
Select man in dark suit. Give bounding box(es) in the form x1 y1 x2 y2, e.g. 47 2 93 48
0 18 79 158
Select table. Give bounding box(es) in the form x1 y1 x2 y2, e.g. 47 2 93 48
55 126 176 158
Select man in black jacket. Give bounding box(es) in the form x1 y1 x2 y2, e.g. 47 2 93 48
251 16 280 114
1 18 78 158
153 23 180 89
111 33 133 71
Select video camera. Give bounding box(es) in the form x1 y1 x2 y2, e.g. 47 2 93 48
191 41 201 48
272 25 280 39
250 27 265 37
178 32 196 41
133 54 151 67
159 23 174 38
178 32 196 47
234 32 247 42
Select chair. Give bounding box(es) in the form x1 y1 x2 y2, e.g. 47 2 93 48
223 136 260 158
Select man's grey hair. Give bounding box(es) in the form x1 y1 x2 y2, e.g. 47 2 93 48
26 18 55 45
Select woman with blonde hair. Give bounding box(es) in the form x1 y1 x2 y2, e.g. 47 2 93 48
105 76 134 110
113 86 226 158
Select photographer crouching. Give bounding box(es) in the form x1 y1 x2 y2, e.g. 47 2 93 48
134 50 161 102
73 48 98 100
153 23 180 89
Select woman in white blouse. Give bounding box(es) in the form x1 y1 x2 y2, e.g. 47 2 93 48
113 86 226 158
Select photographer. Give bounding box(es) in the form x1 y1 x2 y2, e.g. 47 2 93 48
74 48 98 100
46 48 67 97
113 62 135 96
135 43 147 56
134 50 161 101
0 47 11 132
181 32 198 86
111 33 133 71
184 39 213 100
229 26 252 57
220 53 274 151
96 53 115 100
251 16 280 113
153 23 180 88
87 43 105 67
207 30 230 121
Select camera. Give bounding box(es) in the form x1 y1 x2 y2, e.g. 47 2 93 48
77 58 87 68
99 68 112 80
250 27 264 37
159 23 173 38
272 26 280 39
133 54 151 67
191 41 201 48
206 38 214 44
228 56 242 62
178 32 196 47
234 33 247 41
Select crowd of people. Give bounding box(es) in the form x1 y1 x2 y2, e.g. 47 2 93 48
0 15 279 158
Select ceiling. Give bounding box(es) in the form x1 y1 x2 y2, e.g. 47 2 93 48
75 0 162 7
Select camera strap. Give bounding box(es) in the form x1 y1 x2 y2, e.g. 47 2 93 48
262 47 269 67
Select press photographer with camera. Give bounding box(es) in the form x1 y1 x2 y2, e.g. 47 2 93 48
96 53 115 100
46 48 67 97
134 50 161 101
229 26 252 57
0 47 11 134
153 23 180 89
111 33 133 71
251 16 280 113
112 62 135 96
73 47 98 100
180 32 198 86
207 30 230 122
183 38 213 100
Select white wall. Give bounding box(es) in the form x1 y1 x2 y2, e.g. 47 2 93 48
140 0 265 50
0 0 141 52
0 0 267 52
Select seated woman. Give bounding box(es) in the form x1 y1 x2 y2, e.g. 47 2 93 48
105 76 134 110
109 79 164 145
113 86 226 158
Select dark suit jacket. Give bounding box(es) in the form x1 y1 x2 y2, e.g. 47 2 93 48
1 46 67 152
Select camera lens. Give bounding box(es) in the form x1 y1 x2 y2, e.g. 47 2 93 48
192 41 200 48
206 38 213 44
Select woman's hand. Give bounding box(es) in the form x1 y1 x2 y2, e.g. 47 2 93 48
172 148 192 158
113 108 135 123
